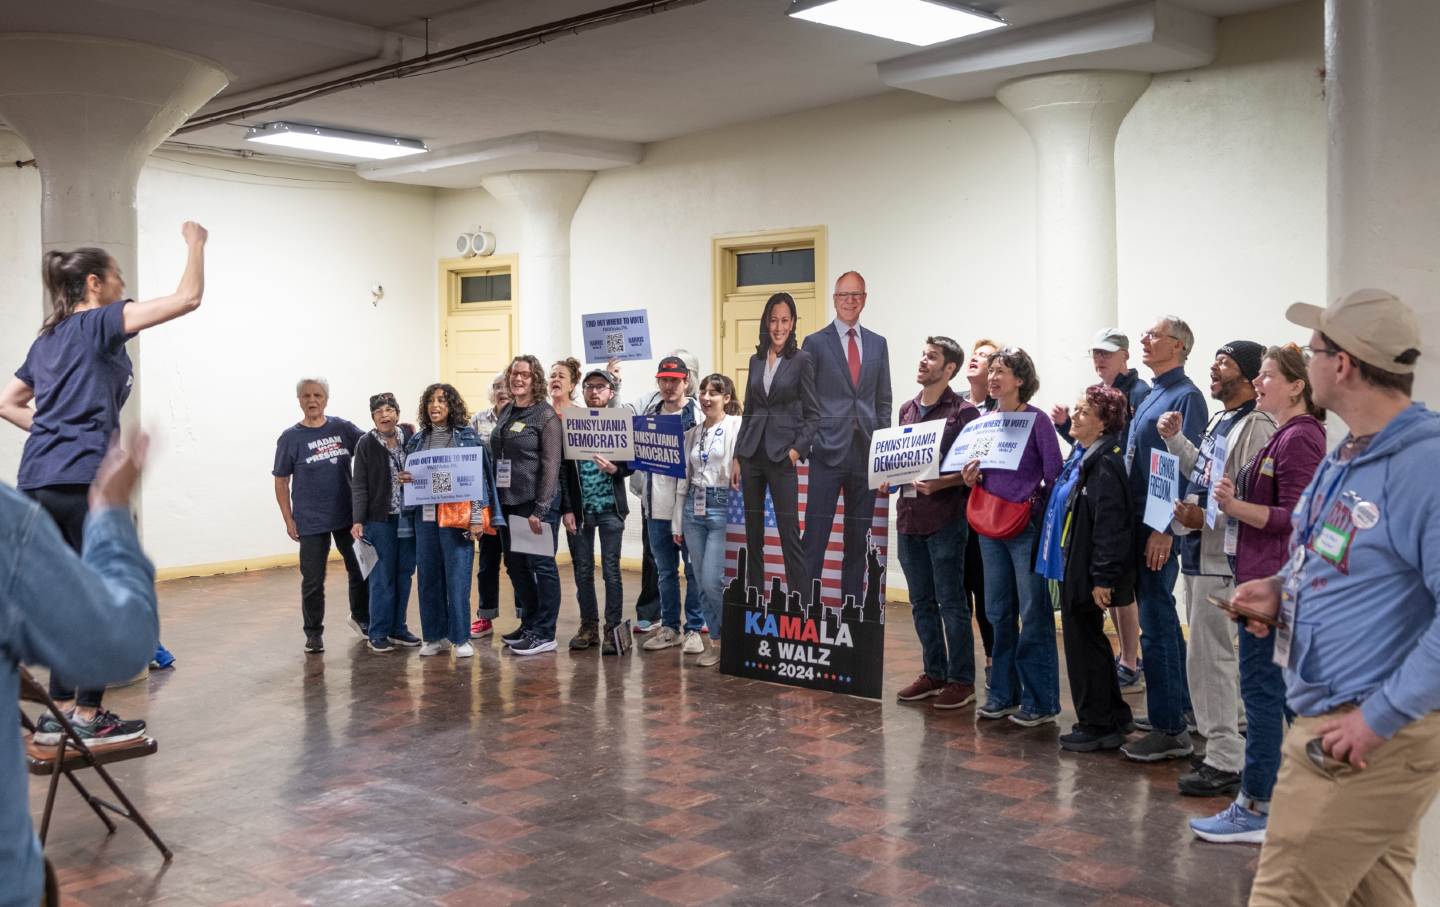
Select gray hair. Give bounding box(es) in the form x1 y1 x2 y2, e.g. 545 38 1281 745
1160 315 1194 361
295 376 330 396
667 347 701 396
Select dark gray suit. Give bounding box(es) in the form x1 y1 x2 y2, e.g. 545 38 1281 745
800 321 892 606
736 349 818 602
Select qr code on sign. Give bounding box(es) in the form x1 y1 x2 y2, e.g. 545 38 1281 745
430 471 453 495
605 331 626 355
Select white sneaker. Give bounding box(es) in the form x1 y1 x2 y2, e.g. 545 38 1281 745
682 630 704 654
642 627 681 651
419 641 446 656
453 642 475 658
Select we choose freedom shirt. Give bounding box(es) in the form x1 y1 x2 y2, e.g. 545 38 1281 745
273 417 364 535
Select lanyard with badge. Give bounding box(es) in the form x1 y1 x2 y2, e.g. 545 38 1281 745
496 414 525 489
693 424 724 516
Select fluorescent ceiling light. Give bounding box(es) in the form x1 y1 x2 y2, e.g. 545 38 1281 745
244 122 427 160
788 0 1005 46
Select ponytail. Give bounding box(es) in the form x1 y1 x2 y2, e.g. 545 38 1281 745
41 247 111 334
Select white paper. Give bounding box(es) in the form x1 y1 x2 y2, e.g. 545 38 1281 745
868 420 946 490
562 405 635 461
940 411 1037 473
354 538 379 580
509 520 555 557
1204 433 1231 529
1143 449 1181 533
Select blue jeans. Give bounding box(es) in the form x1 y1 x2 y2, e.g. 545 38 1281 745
978 517 1059 715
572 510 625 627
682 488 731 642
647 516 703 633
414 517 474 646
363 515 416 643
897 521 975 685
1239 623 1291 803
1136 527 1188 735
505 512 562 641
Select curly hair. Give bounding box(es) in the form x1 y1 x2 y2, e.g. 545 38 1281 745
550 357 581 401
989 346 1041 404
698 373 742 416
506 354 546 404
417 382 470 430
1084 383 1130 436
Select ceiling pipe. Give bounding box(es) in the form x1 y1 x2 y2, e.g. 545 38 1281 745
176 0 710 134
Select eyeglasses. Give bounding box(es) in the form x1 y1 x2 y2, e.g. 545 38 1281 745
1301 345 1341 358
1141 330 1178 342
833 292 866 300
582 383 611 393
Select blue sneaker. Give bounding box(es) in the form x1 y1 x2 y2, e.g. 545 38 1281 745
151 643 176 670
977 701 1019 720
1009 708 1059 728
1115 655 1143 689
388 630 421 647
1190 801 1267 844
634 619 655 634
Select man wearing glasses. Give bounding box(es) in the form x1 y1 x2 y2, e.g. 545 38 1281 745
1231 290 1438 907
1119 316 1208 762
800 270 892 607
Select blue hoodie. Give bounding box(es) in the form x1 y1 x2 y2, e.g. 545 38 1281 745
1283 403 1440 738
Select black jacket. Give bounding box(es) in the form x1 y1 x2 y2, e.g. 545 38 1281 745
1060 433 1136 610
560 458 634 520
735 348 819 462
351 426 415 525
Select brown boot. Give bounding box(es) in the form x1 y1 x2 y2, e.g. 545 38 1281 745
568 622 600 650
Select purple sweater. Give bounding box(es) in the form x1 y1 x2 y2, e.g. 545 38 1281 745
979 404 1063 505
1232 414 1327 583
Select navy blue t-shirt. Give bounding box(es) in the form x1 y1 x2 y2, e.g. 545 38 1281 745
272 417 364 536
16 301 136 490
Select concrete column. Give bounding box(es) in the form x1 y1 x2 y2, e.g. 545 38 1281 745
996 70 1150 401
1325 3 1440 897
480 170 594 362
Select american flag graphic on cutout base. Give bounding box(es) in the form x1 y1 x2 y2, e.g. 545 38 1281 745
723 462 888 608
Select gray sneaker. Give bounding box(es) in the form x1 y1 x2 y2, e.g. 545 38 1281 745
642 626 681 651
1121 730 1194 763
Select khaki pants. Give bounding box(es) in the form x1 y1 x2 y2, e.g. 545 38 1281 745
1249 708 1440 907
1186 573 1244 772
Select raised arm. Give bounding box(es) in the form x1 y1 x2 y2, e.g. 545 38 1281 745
122 221 207 334
0 377 34 432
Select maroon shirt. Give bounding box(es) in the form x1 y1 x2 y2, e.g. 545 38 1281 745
896 386 980 536
1232 414 1327 583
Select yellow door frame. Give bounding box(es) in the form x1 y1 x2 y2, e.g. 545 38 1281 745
437 254 519 398
711 226 828 385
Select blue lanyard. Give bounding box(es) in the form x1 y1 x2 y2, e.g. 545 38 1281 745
1296 459 1351 549
698 425 724 467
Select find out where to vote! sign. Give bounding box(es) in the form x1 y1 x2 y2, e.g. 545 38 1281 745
1144 449 1182 532
632 413 686 478
561 405 634 461
403 449 486 506
940 411 1038 473
581 309 652 363
868 421 945 490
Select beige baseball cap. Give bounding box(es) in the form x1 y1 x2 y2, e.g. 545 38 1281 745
1286 288 1422 374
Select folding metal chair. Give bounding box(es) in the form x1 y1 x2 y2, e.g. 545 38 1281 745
17 667 171 860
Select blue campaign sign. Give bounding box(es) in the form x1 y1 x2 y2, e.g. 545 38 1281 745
581 308 652 363
631 413 685 478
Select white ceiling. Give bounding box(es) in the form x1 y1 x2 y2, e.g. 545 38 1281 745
0 0 1300 180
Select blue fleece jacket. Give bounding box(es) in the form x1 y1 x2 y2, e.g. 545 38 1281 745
1124 366 1208 531
1283 402 1440 738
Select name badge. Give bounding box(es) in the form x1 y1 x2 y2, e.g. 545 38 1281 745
422 504 436 522
510 421 526 432
901 484 917 498
1313 523 1351 563
496 459 513 489
1259 457 1276 477
1223 517 1239 556
693 490 706 516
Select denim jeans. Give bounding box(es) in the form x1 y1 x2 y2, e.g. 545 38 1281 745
646 516 703 633
1134 527 1191 734
1239 623 1291 803
475 530 503 622
683 488 731 642
414 517 474 645
978 517 1059 715
897 521 975 685
572 510 625 627
363 515 416 643
505 512 562 641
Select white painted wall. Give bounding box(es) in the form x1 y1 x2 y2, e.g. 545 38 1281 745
0 145 437 569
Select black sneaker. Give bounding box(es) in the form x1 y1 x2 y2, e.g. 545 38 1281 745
1121 730 1194 763
347 617 368 638
511 635 557 656
32 711 66 746
1185 709 1198 735
501 625 526 646
304 635 324 654
70 710 147 747
1178 762 1242 797
388 631 421 647
1059 728 1127 753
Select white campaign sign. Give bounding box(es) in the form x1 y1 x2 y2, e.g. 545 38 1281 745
1204 433 1230 529
940 411 1037 473
1143 449 1181 532
867 420 945 490
403 448 486 506
561 405 634 461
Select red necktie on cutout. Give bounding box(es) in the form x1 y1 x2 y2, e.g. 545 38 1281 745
847 328 861 387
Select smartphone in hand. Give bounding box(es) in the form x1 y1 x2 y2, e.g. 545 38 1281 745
1208 593 1284 628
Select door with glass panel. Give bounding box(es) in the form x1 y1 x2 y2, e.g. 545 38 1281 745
440 255 517 412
